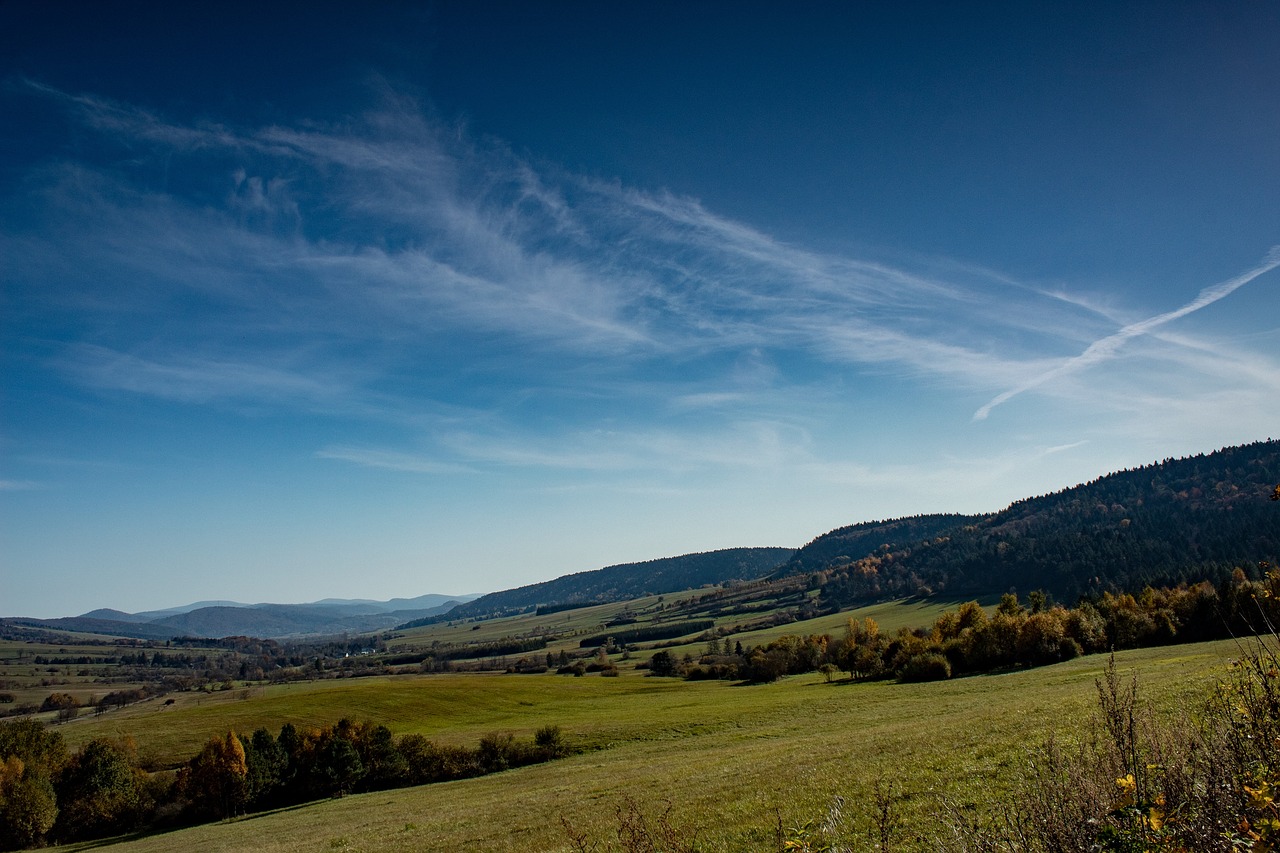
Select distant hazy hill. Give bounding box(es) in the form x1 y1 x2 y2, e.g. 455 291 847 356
791 439 1280 605
144 603 440 638
5 615 180 641
129 600 250 620
9 594 477 641
410 547 797 626
79 608 151 623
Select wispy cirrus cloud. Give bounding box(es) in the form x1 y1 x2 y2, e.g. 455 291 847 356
12 82 1083 366
316 419 814 481
435 419 814 475
6 79 1277 481
56 344 353 406
314 447 474 476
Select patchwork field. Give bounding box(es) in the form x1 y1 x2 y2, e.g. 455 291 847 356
0 634 209 720
61 636 1245 852
387 592 989 666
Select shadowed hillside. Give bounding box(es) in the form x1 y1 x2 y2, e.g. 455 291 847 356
408 547 796 625
788 439 1279 606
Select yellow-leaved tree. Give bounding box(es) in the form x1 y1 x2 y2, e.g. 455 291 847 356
181 731 248 819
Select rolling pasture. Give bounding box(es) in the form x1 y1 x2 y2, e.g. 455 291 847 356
61 635 1243 852
59 598 989 764
386 587 984 667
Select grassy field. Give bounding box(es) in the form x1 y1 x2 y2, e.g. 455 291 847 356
59 598 996 764
63 636 1246 852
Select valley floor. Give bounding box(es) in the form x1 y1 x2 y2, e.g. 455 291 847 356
62 637 1243 852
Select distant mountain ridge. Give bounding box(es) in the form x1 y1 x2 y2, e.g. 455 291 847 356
11 593 479 640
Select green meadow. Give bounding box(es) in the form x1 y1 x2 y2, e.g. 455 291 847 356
63 635 1243 852
59 598 996 764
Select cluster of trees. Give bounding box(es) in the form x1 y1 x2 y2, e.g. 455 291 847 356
577 620 715 649
654 568 1280 685
555 648 620 677
37 694 79 724
418 636 548 663
0 717 570 850
182 718 569 817
535 601 596 616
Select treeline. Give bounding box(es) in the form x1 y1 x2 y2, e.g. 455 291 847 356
535 601 596 616
577 620 715 648
653 568 1280 684
433 636 547 662
0 717 571 850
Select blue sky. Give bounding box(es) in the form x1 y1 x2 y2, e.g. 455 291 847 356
2 2 1278 618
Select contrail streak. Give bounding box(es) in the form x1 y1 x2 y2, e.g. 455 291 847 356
973 247 1280 421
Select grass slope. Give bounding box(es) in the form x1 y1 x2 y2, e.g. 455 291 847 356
61 599 986 763
65 638 1243 852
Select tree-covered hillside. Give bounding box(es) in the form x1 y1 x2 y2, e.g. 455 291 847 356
413 547 795 624
793 440 1279 606
782 514 981 575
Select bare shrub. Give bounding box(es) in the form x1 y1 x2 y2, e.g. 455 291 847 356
561 796 699 853
925 643 1280 852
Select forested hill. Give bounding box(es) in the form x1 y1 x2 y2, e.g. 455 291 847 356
795 440 1280 606
781 514 983 575
405 547 795 625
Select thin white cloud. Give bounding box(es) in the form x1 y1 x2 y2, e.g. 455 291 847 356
57 344 348 405
669 392 752 410
315 447 474 476
973 249 1280 420
320 424 810 478
426 419 814 476
1042 440 1089 456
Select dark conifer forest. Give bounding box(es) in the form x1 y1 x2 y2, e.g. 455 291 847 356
794 440 1279 607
